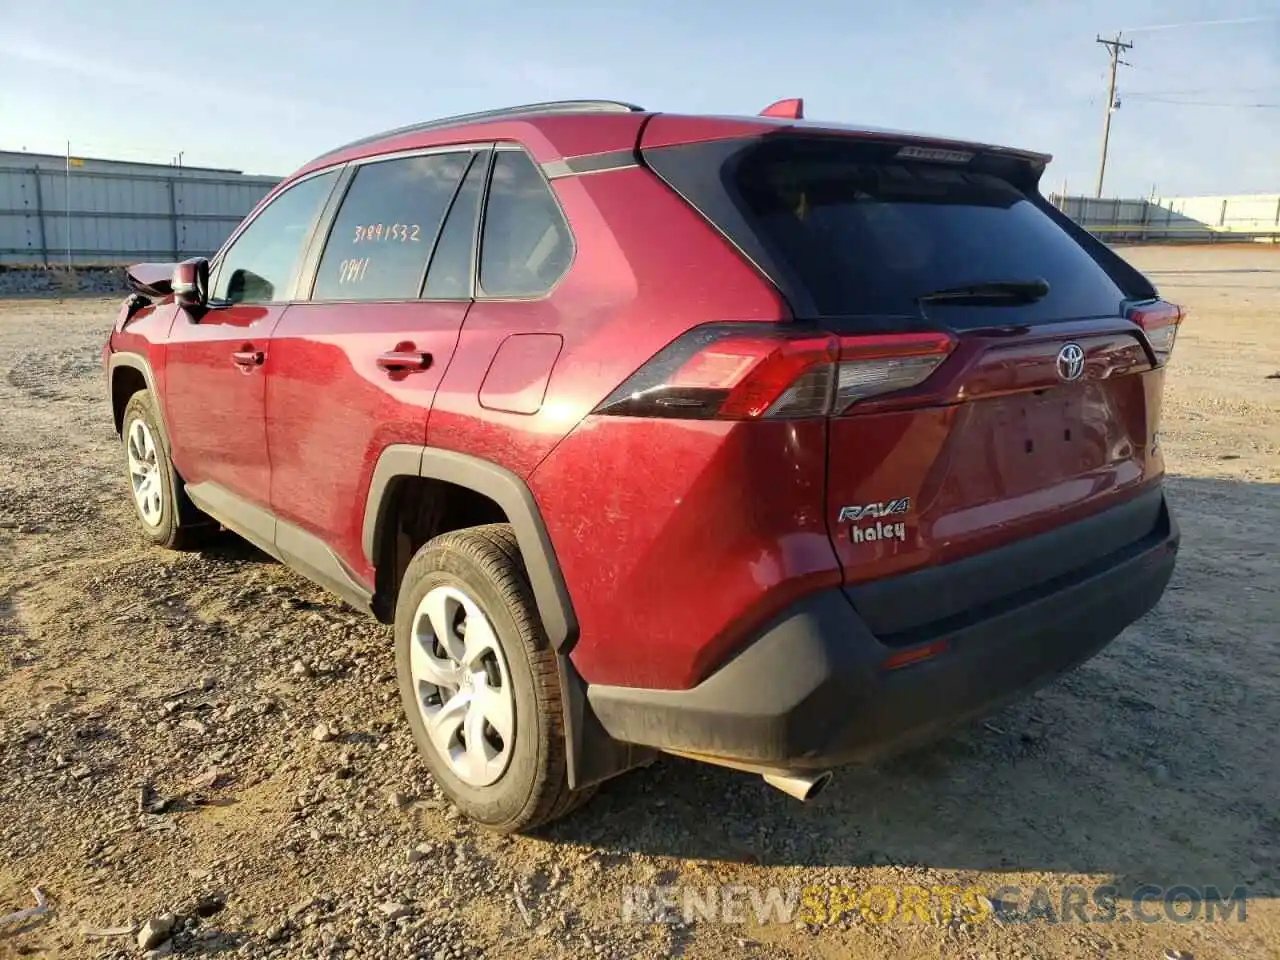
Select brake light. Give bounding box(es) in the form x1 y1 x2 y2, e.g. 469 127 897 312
593 324 955 420
1127 300 1182 366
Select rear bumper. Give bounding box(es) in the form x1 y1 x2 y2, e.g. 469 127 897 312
587 490 1179 772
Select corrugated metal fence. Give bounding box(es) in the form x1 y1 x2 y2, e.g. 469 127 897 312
2 148 1274 264
0 155 279 266
1049 193 1280 242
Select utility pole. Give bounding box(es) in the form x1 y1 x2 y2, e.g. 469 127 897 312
65 140 72 267
1095 32 1134 198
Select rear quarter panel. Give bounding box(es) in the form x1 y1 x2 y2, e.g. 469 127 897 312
530 416 841 689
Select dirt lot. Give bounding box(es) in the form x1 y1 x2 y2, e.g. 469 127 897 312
0 244 1276 959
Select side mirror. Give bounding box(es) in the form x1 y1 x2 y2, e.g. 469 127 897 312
172 258 210 312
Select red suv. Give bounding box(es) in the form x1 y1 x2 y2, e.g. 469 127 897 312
104 98 1181 832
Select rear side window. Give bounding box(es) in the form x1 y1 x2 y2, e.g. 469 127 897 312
423 151 489 299
664 137 1126 325
478 151 572 298
312 151 472 301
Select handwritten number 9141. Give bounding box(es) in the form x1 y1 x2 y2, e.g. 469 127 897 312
353 223 421 244
338 258 370 284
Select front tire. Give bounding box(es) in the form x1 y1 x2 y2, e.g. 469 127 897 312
120 390 214 550
394 524 591 832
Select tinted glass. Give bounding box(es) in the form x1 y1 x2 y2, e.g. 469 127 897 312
479 151 572 298
731 138 1125 324
423 152 487 299
313 152 471 301
211 170 336 304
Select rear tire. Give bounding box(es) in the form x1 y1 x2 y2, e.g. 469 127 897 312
395 523 592 832
120 390 216 550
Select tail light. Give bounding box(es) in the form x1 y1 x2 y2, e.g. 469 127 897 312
593 324 955 420
1127 300 1182 366
833 332 956 411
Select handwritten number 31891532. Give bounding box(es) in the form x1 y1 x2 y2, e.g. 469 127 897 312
353 223 421 243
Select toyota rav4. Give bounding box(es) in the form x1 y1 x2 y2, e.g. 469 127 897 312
103 98 1180 832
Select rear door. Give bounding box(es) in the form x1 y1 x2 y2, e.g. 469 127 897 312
645 132 1169 589
265 146 489 586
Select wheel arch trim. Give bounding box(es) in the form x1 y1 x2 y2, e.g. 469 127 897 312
363 444 579 652
107 352 166 439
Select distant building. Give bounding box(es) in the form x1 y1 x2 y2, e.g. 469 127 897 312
0 150 280 266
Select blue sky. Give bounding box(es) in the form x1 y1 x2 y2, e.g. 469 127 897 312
1 0 1276 197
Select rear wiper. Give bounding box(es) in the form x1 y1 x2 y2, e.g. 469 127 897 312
917 278 1050 305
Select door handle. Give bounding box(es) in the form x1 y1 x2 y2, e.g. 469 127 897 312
232 349 264 367
376 349 432 373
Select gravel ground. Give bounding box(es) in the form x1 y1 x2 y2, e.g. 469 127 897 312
0 244 1277 959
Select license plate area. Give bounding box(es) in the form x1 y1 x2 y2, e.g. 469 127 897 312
982 388 1100 493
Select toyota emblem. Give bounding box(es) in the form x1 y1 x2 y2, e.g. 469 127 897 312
1056 343 1085 382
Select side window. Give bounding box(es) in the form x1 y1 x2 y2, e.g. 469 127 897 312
312 152 472 301
211 170 337 305
422 151 489 299
479 151 572 298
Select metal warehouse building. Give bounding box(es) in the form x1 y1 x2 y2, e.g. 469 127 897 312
0 150 280 266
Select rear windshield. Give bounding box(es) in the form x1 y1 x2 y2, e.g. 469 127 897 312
720 138 1126 324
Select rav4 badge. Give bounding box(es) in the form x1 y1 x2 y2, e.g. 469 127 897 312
837 498 910 523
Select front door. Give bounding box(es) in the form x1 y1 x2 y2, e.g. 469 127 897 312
266 148 489 584
164 169 339 507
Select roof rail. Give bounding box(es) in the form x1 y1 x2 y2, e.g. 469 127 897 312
309 100 647 165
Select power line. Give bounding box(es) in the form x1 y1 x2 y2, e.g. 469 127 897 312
1118 15 1280 33
1125 86 1280 96
1122 95 1280 108
1095 32 1134 198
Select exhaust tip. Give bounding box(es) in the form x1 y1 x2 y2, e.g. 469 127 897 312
762 770 833 802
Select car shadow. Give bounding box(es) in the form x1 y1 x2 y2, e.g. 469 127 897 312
541 475 1280 904
200 531 278 566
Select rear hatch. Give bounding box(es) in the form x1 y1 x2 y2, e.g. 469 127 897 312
642 123 1179 631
